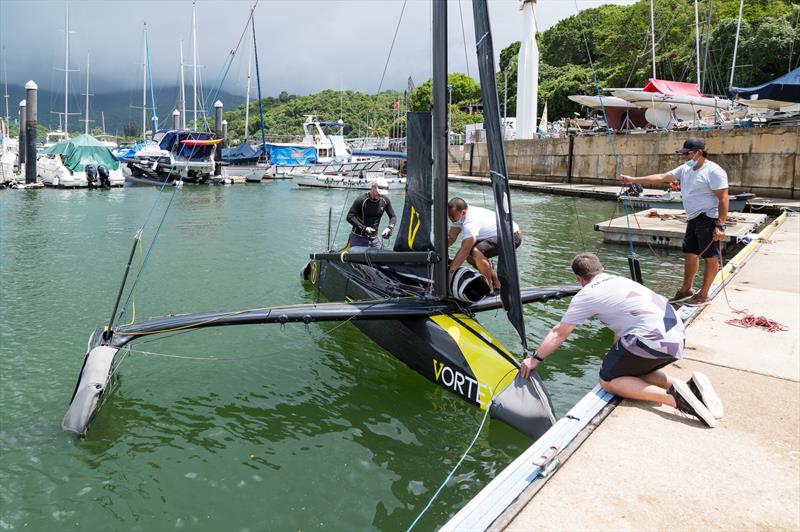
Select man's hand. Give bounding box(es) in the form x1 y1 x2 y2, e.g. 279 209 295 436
713 227 725 242
520 356 540 380
382 227 392 239
364 227 376 236
620 174 634 184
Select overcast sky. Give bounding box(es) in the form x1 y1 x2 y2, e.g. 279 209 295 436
2 0 637 97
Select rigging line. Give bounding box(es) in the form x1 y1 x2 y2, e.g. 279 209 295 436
406 366 516 531
376 0 408 95
458 0 471 78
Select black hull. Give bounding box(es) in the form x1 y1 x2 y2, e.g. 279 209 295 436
309 258 556 438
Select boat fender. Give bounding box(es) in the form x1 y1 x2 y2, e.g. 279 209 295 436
450 267 490 303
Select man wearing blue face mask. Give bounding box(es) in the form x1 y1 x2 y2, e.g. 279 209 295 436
621 137 729 306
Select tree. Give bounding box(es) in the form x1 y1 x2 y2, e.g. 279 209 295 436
409 73 481 112
122 122 139 139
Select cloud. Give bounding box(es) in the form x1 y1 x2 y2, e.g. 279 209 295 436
2 0 636 97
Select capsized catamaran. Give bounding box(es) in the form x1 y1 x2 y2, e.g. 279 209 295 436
63 0 579 439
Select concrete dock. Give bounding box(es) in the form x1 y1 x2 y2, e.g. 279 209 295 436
499 214 799 530
449 175 800 215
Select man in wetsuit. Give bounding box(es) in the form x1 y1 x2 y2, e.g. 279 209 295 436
346 180 397 248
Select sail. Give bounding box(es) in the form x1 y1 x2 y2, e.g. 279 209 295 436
471 0 528 351
394 112 434 253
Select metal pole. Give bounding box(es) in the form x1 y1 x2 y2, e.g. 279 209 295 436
214 100 223 176
694 0 701 89
447 84 453 146
64 1 70 134
106 231 142 340
18 100 26 168
192 1 198 131
25 81 37 184
179 40 186 129
432 0 448 298
172 109 180 129
221 120 227 148
729 0 744 88
84 52 90 135
650 0 657 79
142 23 147 139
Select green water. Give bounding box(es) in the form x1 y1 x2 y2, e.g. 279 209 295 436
0 182 684 531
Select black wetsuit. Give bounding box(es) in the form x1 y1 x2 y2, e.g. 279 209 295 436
346 193 397 237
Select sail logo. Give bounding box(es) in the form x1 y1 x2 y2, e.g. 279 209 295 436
433 359 491 408
407 206 421 249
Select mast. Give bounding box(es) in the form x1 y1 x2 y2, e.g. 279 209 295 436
83 52 90 134
650 0 656 79
2 47 9 121
142 23 147 139
101 111 106 134
244 21 252 142
252 15 267 152
192 1 198 131
695 0 701 89
64 1 70 134
180 40 186 129
702 0 713 92
729 0 744 88
471 0 529 350
432 0 448 297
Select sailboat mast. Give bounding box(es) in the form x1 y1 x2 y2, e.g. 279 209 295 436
64 1 70 134
84 52 90 135
649 0 656 79
2 48 9 121
252 15 267 151
192 1 198 131
694 0 701 89
101 111 106 134
142 23 147 139
244 21 252 142
729 0 744 88
180 40 186 129
432 0 448 297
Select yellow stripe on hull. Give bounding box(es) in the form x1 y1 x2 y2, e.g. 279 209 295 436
431 314 519 409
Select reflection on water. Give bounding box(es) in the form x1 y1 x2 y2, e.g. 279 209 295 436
0 182 684 530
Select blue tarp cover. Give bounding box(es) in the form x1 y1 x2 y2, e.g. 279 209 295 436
729 67 800 104
116 140 149 161
222 142 262 163
262 144 317 165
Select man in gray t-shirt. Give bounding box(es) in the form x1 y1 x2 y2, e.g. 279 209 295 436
621 137 729 306
520 253 721 427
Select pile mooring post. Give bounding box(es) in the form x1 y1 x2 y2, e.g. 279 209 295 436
214 100 223 176
172 109 180 129
24 81 37 184
221 120 227 148
18 100 26 168
566 132 575 184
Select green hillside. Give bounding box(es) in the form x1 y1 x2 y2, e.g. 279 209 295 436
220 0 798 135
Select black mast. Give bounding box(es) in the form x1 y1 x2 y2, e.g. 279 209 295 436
432 0 449 298
471 0 528 351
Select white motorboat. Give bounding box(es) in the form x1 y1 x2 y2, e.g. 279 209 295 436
38 134 124 188
294 172 406 191
122 129 219 184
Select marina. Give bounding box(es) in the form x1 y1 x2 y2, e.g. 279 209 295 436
1 0 798 529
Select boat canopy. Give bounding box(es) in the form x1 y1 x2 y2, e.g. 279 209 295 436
643 79 704 97
42 133 121 172
157 130 217 159
729 67 800 105
222 142 263 163
261 144 317 165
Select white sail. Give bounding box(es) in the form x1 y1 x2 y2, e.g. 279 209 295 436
515 0 538 139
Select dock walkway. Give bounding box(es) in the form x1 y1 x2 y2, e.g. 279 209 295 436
500 214 799 530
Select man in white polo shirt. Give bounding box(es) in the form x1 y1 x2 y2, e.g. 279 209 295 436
621 137 729 305
520 253 723 427
446 197 522 292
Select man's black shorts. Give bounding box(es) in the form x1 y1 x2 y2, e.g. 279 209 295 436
474 232 522 259
683 213 720 258
599 342 678 382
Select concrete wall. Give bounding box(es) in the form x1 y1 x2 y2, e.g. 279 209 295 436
462 126 800 198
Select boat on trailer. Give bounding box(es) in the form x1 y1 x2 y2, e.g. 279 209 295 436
63 0 577 440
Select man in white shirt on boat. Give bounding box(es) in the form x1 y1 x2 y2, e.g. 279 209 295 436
620 137 729 306
520 253 722 428
446 197 522 292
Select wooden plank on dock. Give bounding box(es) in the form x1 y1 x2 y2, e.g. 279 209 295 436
594 209 768 250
